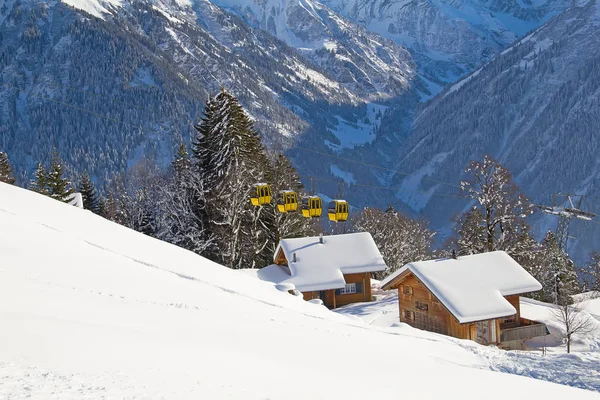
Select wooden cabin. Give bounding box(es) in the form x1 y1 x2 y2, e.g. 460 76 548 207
381 251 549 350
258 232 387 308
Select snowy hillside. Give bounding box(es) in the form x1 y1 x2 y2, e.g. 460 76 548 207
335 282 600 392
0 0 416 184
1 182 598 398
331 0 600 258
320 0 571 89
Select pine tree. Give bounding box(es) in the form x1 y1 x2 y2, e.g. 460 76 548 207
0 151 16 184
172 143 191 182
30 162 49 195
583 252 600 292
455 207 487 255
79 172 100 214
536 231 579 304
47 152 74 203
193 89 274 269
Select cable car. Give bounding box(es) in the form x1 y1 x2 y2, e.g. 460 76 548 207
250 184 272 206
301 196 322 218
328 200 349 222
277 190 298 213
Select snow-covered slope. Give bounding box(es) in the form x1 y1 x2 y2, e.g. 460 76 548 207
0 182 597 398
335 282 600 392
346 0 600 258
211 0 420 100
320 0 571 89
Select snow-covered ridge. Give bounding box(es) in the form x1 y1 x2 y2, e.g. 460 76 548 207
1 182 599 398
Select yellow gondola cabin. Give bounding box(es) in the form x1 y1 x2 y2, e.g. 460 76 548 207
301 196 322 218
328 200 349 222
277 190 298 213
250 184 272 206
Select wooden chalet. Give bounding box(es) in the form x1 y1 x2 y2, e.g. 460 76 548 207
381 251 549 350
258 232 387 308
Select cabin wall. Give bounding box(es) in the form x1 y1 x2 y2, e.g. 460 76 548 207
397 274 451 336
301 273 373 308
334 273 372 307
274 249 287 266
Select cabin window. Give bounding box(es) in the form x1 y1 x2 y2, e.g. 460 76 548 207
415 301 429 312
403 286 413 296
340 283 356 294
501 315 516 324
404 310 414 321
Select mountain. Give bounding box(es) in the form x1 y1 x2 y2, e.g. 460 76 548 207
1 181 599 398
320 0 572 90
0 0 418 183
365 0 600 260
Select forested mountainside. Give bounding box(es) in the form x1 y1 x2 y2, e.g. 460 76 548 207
366 0 600 260
320 0 572 90
0 0 418 184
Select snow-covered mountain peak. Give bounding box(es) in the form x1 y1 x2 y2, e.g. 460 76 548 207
211 0 420 99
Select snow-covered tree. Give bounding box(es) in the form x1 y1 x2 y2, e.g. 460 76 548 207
0 151 15 184
79 172 100 214
533 231 579 304
583 252 600 292
459 155 534 253
454 207 487 256
47 152 75 203
30 162 49 195
352 205 433 279
155 144 212 254
193 89 274 269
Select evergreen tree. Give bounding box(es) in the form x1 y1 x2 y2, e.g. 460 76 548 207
0 151 16 184
30 162 49 195
47 152 75 203
172 143 192 182
536 231 579 304
193 89 274 269
583 252 600 292
79 172 100 214
455 207 487 255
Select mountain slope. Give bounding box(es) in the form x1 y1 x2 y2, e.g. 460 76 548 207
1 182 599 398
375 0 600 256
320 0 572 89
0 0 415 183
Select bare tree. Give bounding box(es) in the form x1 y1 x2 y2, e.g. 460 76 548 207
459 155 533 253
552 292 597 353
352 205 434 279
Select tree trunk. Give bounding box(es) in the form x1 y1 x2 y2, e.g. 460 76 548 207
567 333 571 354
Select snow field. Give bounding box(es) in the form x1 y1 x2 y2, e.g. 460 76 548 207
1 182 599 399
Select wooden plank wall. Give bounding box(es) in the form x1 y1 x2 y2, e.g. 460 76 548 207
302 273 373 308
397 274 455 337
505 295 521 322
334 272 372 307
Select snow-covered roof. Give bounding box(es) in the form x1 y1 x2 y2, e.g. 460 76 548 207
259 233 387 292
381 251 542 323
